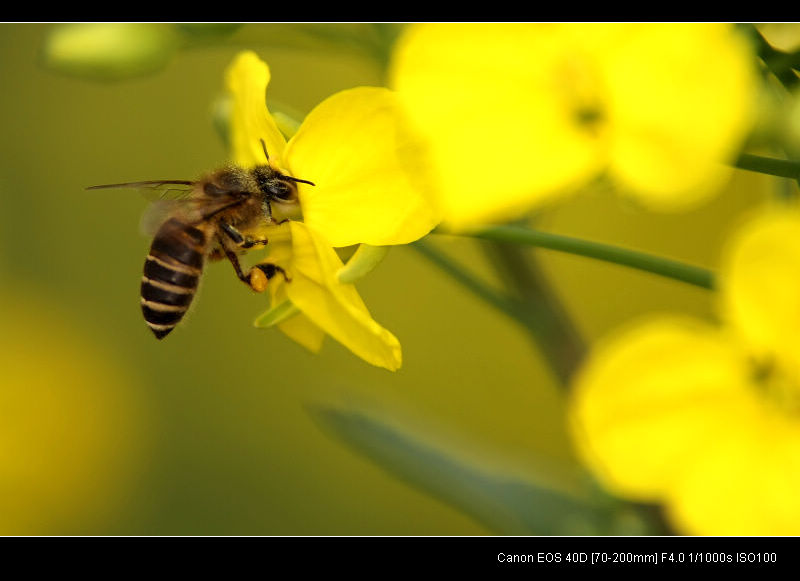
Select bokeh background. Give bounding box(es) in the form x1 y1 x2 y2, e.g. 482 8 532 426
0 23 776 535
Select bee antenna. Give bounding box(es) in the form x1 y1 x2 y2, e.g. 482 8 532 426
259 137 314 186
284 176 316 187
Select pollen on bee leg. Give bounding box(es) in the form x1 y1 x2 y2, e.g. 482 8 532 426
249 268 269 293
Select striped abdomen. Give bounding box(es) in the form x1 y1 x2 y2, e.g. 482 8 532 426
141 218 208 339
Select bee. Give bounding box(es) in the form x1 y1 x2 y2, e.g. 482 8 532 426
88 144 314 339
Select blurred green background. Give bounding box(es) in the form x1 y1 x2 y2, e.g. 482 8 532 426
0 23 774 535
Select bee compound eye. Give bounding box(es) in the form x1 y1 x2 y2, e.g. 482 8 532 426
271 181 297 202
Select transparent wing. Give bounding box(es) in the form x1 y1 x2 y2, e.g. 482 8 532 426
88 179 199 236
87 179 197 201
139 199 189 236
88 178 247 237
141 194 251 237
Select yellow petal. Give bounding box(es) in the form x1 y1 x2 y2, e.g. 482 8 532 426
284 87 439 247
251 226 325 353
600 23 756 208
225 51 288 169
390 23 603 230
260 273 326 353
668 411 800 535
574 313 800 534
272 222 402 370
277 312 326 354
569 317 753 502
721 211 800 370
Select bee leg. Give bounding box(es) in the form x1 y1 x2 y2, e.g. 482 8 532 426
219 245 250 284
241 261 290 293
216 236 286 293
249 264 291 293
241 236 270 249
218 222 284 292
208 247 225 261
247 263 290 293
219 221 269 249
252 263 290 283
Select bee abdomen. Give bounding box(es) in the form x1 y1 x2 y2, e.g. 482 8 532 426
141 219 207 340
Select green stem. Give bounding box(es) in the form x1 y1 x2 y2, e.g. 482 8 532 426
735 153 800 181
413 239 584 385
741 24 800 92
479 239 586 385
412 240 521 320
337 244 390 284
452 226 715 290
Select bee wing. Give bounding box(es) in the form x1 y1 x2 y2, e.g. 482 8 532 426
88 178 246 236
87 179 197 201
88 179 200 236
139 199 189 236
140 193 248 237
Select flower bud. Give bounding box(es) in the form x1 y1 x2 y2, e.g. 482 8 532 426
41 23 178 81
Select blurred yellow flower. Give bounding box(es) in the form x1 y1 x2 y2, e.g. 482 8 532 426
390 23 757 230
570 211 800 535
0 291 151 534
226 51 425 369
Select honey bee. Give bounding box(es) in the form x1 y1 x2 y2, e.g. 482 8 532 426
89 145 313 339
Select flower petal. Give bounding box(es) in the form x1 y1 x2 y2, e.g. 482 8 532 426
284 87 439 247
600 23 756 208
277 312 326 354
390 23 603 230
254 262 327 353
225 51 288 169
668 411 800 535
260 222 402 370
721 211 800 370
570 317 753 502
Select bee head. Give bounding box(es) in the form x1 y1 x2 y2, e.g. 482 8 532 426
253 164 316 204
253 140 315 220
252 166 301 204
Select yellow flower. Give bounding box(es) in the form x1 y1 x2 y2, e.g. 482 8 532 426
390 23 757 230
225 51 434 369
253 221 402 371
227 50 439 247
569 211 800 535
